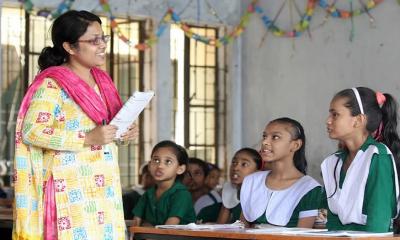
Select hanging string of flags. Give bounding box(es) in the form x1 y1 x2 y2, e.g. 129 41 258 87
18 0 385 51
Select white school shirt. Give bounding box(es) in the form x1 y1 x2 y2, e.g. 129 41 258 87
321 144 399 225
221 182 240 209
241 171 320 226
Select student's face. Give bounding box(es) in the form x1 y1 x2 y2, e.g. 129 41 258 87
148 147 185 182
184 163 205 191
68 22 107 68
260 122 300 163
141 172 155 190
326 97 359 141
230 152 258 185
205 169 220 190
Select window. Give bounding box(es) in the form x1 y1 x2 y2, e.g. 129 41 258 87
171 25 226 165
0 6 26 187
0 6 149 187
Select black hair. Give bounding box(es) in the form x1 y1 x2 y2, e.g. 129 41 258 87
334 87 400 166
141 164 149 174
207 163 220 172
234 147 263 170
38 10 102 71
151 140 189 180
329 87 400 198
188 157 210 177
269 117 308 174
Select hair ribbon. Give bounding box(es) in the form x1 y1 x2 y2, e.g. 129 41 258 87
351 88 364 114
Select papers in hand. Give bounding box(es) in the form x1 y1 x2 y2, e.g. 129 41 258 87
110 91 154 139
156 221 245 230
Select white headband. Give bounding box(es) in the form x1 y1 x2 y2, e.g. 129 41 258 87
351 87 364 114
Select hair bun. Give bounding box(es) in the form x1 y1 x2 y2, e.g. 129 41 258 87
38 46 65 70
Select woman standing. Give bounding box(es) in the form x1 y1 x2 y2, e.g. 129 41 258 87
13 10 138 239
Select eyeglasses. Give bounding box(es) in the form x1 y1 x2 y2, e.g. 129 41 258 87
77 35 111 45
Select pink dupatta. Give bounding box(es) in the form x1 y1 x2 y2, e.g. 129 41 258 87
18 66 122 124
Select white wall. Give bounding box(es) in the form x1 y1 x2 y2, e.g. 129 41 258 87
240 1 400 180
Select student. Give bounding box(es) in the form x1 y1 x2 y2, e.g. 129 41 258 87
132 140 196 226
204 163 221 192
183 158 222 223
13 10 138 239
217 148 262 224
122 164 155 219
321 87 400 232
240 117 322 228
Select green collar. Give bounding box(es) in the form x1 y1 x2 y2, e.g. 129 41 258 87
335 135 377 161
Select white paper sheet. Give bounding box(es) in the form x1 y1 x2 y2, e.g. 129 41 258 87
247 227 393 237
110 91 154 139
155 221 245 230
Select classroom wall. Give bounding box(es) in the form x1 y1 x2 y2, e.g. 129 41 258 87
239 0 400 180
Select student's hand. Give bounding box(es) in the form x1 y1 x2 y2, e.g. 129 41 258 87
165 217 180 225
142 221 153 227
84 124 118 145
132 217 142 227
120 123 139 142
239 213 251 228
297 216 317 228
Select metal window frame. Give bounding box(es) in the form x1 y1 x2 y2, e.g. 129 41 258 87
183 25 220 165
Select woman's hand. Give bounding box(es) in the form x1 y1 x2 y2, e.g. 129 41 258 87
84 124 118 145
120 123 139 142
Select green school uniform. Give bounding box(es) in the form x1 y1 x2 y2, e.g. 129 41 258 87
230 203 242 223
322 136 397 232
133 181 196 225
254 186 322 227
196 192 222 223
122 190 141 219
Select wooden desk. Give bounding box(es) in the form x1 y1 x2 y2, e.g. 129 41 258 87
130 226 400 240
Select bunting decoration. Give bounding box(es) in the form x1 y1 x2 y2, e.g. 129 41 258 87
318 0 383 19
99 0 138 48
18 0 387 50
255 0 317 38
19 0 75 19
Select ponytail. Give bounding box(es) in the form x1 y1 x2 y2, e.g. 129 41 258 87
380 93 400 175
38 46 67 71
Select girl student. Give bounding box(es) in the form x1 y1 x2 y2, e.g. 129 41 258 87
182 158 222 223
132 140 196 226
216 148 262 224
204 163 222 192
240 117 322 228
321 87 400 232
